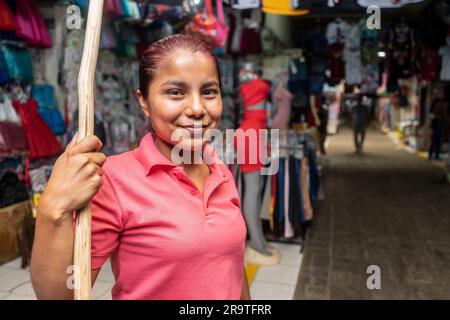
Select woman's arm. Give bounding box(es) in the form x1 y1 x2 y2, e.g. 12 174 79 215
30 135 105 300
240 267 251 300
30 204 101 299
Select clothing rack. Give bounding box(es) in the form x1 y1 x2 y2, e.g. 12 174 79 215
263 129 320 250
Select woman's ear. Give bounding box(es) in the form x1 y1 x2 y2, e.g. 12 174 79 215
136 89 150 118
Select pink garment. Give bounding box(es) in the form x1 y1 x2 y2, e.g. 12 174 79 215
90 133 247 299
271 84 293 129
105 0 124 17
15 0 52 48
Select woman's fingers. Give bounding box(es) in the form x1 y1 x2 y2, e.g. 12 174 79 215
69 135 103 156
66 132 78 150
84 152 107 167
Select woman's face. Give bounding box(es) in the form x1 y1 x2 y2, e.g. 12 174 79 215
137 49 222 151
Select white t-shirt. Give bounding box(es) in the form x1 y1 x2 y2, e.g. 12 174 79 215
343 23 362 85
344 49 362 85
326 20 348 44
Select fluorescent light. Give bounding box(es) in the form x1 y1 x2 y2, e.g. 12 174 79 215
378 51 386 58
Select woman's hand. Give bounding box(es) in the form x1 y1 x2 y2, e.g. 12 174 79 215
38 134 106 224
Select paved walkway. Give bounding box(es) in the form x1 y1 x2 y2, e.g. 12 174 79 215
294 127 450 299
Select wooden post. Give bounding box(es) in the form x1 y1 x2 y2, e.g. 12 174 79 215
74 0 104 300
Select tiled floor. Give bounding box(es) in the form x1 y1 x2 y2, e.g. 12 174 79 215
0 241 302 300
250 242 303 300
0 257 114 300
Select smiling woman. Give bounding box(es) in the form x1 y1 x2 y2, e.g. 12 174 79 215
30 34 250 300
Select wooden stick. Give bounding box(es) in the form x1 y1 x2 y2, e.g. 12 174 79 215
74 0 104 300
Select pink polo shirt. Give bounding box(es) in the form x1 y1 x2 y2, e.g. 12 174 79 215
90 133 247 300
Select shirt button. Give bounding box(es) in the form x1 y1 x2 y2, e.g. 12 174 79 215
191 189 197 195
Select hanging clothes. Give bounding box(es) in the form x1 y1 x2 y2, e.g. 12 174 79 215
386 22 417 92
283 157 294 238
0 98 29 158
1 42 33 84
343 23 362 85
235 78 270 173
289 155 305 225
12 99 63 160
0 171 29 209
271 82 293 130
31 84 66 135
420 44 439 81
301 157 313 221
0 0 18 31
325 20 345 86
0 121 29 158
359 20 380 93
439 37 450 81
15 0 52 48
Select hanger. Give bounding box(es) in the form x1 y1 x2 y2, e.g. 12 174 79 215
239 69 258 84
9 83 28 103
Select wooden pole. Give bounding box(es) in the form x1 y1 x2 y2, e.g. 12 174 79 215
74 0 104 300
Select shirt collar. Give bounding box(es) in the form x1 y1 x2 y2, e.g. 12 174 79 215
134 133 177 175
134 133 228 182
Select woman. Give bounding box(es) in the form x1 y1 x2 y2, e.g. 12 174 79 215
30 34 250 300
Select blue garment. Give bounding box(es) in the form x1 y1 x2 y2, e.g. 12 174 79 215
0 50 11 85
119 0 132 18
288 58 309 82
308 151 320 203
31 84 66 135
1 42 33 84
309 55 327 94
290 156 305 223
310 32 327 55
31 84 57 109
74 0 88 11
275 158 286 227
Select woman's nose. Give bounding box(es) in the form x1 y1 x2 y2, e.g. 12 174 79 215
187 95 205 118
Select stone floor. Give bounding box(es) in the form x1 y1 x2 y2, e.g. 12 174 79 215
294 127 450 299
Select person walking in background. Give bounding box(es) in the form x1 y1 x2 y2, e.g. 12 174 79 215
428 97 449 160
352 94 368 154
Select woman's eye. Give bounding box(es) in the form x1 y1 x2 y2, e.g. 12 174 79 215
203 89 218 97
167 90 184 97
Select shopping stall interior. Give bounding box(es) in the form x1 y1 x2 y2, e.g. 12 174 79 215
0 0 450 300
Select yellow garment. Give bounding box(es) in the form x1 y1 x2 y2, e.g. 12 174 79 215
262 0 309 15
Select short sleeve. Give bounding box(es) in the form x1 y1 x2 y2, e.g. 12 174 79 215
91 172 123 269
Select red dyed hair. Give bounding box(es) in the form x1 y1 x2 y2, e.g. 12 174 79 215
139 33 221 99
